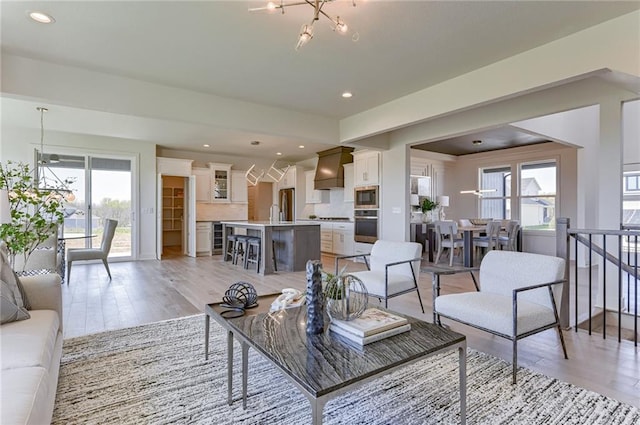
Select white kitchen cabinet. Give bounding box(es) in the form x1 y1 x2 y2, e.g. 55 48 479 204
353 150 380 186
343 163 354 202
320 222 333 253
157 157 193 176
193 167 211 202
196 222 212 256
305 170 329 204
231 170 248 203
320 222 354 255
210 163 232 203
277 166 297 190
332 222 354 256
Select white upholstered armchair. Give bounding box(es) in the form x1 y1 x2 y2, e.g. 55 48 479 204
335 240 424 313
433 250 568 383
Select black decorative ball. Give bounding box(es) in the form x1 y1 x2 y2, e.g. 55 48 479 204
223 281 258 309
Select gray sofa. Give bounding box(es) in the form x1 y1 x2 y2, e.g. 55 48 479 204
1 273 63 425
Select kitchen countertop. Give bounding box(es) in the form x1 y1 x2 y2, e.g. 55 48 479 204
221 220 321 227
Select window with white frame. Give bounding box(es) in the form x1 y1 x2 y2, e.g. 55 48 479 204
623 170 640 225
479 166 511 219
519 160 557 230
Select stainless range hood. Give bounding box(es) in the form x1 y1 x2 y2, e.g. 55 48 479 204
314 146 354 190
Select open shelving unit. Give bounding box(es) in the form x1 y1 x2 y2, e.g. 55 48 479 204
162 184 184 248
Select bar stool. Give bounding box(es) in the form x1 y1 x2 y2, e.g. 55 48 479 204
234 235 251 266
224 234 238 262
244 237 261 272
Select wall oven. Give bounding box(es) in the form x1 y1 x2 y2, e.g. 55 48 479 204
354 185 379 209
354 209 378 243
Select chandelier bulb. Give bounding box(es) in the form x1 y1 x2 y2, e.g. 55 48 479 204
296 23 314 50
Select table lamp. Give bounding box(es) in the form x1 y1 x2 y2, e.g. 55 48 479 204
437 195 449 221
0 189 11 224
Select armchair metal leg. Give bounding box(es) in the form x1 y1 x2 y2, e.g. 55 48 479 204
512 338 518 384
557 325 569 359
414 283 425 314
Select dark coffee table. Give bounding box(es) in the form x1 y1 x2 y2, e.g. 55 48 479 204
205 294 467 424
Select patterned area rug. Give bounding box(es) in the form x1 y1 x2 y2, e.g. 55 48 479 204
53 315 638 425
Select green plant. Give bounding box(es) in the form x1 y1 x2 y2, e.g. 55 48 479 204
421 197 439 213
322 265 348 300
0 161 70 269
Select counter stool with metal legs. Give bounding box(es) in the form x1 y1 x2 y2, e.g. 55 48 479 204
234 235 251 266
224 234 239 262
244 237 261 272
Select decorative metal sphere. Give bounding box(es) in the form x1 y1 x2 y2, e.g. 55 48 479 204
325 274 368 321
223 281 258 309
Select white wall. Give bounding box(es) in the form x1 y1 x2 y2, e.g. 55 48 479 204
1 127 158 260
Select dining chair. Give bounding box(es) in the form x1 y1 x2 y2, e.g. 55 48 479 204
499 220 521 251
434 220 464 266
473 220 501 260
66 219 118 283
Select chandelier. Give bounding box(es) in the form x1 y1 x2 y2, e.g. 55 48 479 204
36 107 76 202
250 0 358 50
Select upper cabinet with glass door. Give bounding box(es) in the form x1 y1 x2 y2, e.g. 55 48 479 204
209 163 232 203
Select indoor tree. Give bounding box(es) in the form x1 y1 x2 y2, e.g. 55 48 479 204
0 161 70 269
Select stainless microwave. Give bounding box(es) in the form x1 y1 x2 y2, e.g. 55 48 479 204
354 185 379 209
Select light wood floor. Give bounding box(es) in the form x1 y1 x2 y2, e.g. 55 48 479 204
62 252 640 408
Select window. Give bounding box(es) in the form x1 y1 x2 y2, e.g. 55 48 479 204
624 172 640 193
623 171 640 225
479 166 511 219
519 161 557 231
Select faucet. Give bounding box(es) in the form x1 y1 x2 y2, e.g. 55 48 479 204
269 204 280 223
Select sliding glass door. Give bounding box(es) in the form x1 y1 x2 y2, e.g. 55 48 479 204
37 151 134 260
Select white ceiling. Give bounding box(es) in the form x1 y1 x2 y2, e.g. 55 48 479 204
2 1 639 160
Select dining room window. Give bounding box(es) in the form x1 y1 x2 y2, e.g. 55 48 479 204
479 166 511 219
623 170 640 225
519 160 557 231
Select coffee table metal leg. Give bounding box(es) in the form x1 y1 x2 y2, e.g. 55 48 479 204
227 330 233 406
242 342 249 410
204 315 210 360
459 343 467 425
311 397 327 425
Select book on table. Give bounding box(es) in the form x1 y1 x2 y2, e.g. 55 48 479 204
330 322 411 346
330 308 409 337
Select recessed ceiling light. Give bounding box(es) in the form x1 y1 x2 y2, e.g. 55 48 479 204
298 145 305 149
472 140 483 145
203 144 210 148
250 140 260 146
28 11 55 24
341 92 353 98
276 152 282 156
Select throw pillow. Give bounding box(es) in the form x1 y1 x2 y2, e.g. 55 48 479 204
1 279 30 324
0 242 30 309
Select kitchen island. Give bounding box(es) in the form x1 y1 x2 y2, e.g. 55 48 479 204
221 221 321 275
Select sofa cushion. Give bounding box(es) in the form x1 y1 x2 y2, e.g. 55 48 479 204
1 310 60 370
1 279 30 324
1 367 51 425
349 270 416 297
0 243 30 310
435 292 557 337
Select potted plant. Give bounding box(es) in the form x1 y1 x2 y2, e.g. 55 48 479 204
421 197 439 223
0 161 70 270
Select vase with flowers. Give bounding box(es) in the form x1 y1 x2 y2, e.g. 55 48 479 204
421 197 439 223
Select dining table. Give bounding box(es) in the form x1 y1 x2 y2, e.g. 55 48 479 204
457 225 489 267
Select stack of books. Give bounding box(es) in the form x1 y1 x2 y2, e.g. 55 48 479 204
329 308 411 346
